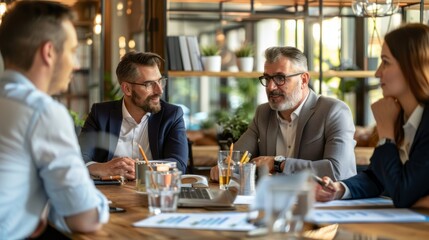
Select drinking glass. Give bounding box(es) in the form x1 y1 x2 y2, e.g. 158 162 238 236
218 150 243 190
145 169 182 215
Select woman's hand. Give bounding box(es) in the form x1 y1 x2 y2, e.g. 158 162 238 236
412 195 429 208
371 97 400 139
315 176 346 202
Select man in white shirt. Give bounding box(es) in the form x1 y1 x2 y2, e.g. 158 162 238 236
79 52 188 179
0 1 109 238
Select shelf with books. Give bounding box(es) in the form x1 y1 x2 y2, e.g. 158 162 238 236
168 70 376 79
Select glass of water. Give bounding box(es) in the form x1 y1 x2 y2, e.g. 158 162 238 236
145 169 182 215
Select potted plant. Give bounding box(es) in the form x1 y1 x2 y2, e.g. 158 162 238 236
215 107 251 150
69 110 85 135
235 43 254 72
200 45 221 72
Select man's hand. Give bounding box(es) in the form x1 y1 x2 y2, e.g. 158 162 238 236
210 155 277 181
210 165 219 182
88 157 135 180
315 176 345 202
252 156 276 173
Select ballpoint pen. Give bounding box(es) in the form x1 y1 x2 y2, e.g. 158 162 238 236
312 175 325 186
312 175 336 193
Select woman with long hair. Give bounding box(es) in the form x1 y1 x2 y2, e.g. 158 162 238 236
316 23 429 208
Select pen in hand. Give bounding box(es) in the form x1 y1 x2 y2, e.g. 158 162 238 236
312 175 336 193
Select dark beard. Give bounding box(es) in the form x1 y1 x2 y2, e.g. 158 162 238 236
131 89 161 114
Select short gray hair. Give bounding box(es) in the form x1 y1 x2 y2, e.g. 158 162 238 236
264 47 308 72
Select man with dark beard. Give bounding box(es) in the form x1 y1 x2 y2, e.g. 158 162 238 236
79 52 188 179
210 46 356 181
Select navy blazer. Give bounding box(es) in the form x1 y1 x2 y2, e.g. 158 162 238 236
343 105 429 207
78 99 188 173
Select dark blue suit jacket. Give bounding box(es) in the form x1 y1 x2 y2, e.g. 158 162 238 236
78 99 188 173
343 105 429 207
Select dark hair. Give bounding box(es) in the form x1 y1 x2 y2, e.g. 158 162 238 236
0 1 74 70
384 23 429 144
264 46 308 72
116 51 164 84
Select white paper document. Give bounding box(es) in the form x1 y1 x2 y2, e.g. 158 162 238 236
314 197 393 208
307 209 429 223
133 212 257 231
233 195 255 205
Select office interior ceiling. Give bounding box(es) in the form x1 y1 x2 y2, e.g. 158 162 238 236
62 0 78 6
170 0 428 8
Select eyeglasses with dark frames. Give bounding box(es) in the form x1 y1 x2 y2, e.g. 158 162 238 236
258 72 304 87
124 77 167 91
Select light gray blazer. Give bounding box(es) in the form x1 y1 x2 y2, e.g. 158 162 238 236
235 90 357 181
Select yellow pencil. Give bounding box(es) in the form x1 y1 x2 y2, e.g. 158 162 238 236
226 143 234 184
138 144 153 171
239 150 248 163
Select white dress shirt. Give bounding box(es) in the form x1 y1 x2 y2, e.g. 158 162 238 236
276 92 309 157
113 100 152 160
0 71 109 238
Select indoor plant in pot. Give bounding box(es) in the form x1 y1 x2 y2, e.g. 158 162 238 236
235 43 254 72
201 45 221 72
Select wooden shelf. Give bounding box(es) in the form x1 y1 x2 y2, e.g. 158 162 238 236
168 70 376 79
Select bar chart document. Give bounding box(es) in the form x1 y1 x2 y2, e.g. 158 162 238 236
133 212 256 231
307 209 429 223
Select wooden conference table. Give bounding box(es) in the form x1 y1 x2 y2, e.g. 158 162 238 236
71 181 429 240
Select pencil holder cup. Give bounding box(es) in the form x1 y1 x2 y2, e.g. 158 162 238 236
238 162 256 195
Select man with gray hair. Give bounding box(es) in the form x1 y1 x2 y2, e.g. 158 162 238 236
211 46 356 181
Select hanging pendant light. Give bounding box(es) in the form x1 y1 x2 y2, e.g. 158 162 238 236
352 0 399 17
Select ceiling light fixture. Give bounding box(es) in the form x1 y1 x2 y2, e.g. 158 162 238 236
93 13 102 35
352 0 399 17
0 1 7 25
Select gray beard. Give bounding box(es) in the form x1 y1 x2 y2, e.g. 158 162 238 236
268 86 302 111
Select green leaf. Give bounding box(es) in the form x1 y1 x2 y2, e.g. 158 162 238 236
200 45 220 56
234 43 254 57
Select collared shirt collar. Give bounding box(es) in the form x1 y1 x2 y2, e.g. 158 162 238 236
404 104 424 131
399 104 424 163
1 70 36 88
121 99 151 125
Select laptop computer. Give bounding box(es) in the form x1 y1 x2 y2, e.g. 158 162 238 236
178 186 238 208
177 174 238 208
